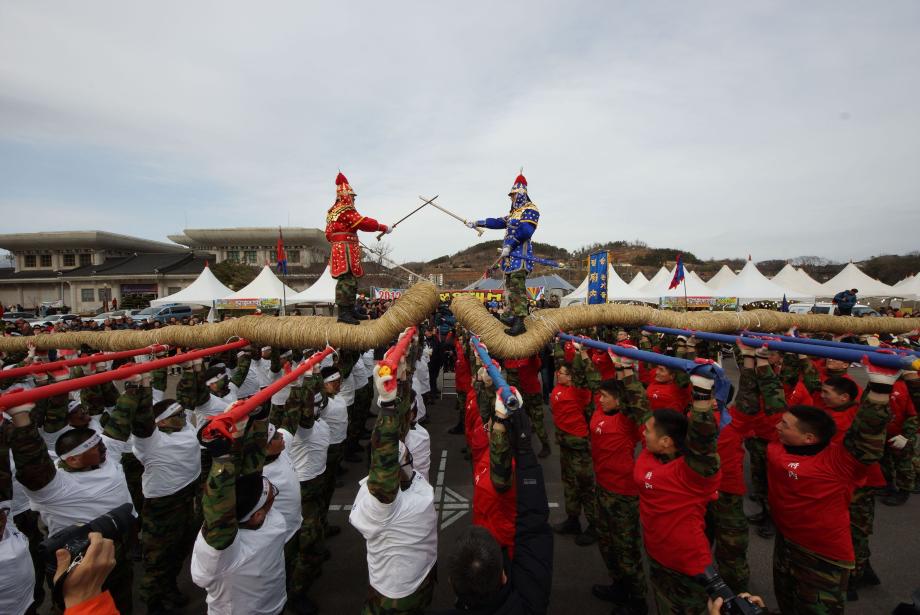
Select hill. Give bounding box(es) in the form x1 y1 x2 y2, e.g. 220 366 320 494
401 240 919 290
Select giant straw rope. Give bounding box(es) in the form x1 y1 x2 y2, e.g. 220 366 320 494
1 281 918 357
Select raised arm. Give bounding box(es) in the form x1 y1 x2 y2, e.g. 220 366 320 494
844 364 895 465
7 400 56 491
367 365 407 505
488 391 519 494
735 343 760 416
684 375 719 478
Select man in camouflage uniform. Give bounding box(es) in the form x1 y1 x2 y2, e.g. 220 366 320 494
105 378 200 613
587 354 651 613
6 377 137 613
550 345 600 545
192 402 289 614
505 353 551 458
325 172 393 325
468 172 540 337
348 347 438 614
880 374 918 505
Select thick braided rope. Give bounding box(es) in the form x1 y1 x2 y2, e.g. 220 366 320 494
3 285 918 357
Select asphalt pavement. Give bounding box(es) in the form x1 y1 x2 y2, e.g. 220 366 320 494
37 363 919 614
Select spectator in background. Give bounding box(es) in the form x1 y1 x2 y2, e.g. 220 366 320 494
832 289 858 316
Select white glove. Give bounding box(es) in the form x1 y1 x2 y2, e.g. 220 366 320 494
888 434 909 450
690 374 714 392
384 224 394 234
465 220 477 229
494 387 523 419
373 365 397 403
7 402 35 417
500 245 511 258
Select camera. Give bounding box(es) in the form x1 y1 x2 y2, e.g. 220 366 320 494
697 566 764 614
39 503 135 573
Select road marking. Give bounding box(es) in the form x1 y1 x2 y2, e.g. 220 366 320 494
330 448 558 522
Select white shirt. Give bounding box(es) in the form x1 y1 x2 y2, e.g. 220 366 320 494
0 522 34 615
191 506 288 615
8 454 31 516
132 423 202 498
236 362 262 399
351 358 369 388
253 357 280 390
262 430 302 541
287 419 330 482
349 473 438 599
322 395 348 445
194 394 231 428
41 416 103 454
25 436 135 536
405 424 432 483
413 358 431 395
338 372 356 406
361 350 376 374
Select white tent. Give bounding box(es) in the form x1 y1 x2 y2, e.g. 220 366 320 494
151 265 233 306
891 274 920 300
638 266 714 299
628 271 649 288
288 266 338 304
561 265 649 305
715 260 810 302
225 265 298 303
819 263 896 298
706 265 737 291
770 264 827 297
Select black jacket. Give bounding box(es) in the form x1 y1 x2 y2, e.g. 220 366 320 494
430 437 553 614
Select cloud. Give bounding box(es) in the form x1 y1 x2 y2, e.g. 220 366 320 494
1 1 918 264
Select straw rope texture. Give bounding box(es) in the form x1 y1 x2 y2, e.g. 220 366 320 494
2 282 918 358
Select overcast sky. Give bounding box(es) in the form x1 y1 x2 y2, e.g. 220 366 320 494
2 1 918 265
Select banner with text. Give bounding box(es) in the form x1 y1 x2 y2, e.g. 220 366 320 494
371 287 406 300
658 296 739 310
215 298 282 310
587 251 609 304
439 289 505 304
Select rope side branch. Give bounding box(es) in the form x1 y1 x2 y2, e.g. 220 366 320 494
0 281 441 352
448 296 920 358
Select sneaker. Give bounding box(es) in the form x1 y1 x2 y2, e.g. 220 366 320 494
591 582 627 603
756 518 775 539
846 583 859 602
860 561 881 586
538 443 551 458
553 516 582 535
881 490 910 506
575 525 598 546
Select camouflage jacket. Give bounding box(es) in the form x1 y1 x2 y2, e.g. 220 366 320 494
489 424 513 493
368 394 409 505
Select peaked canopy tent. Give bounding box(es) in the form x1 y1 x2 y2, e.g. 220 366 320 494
637 265 714 300
628 271 649 288
225 265 299 305
894 273 916 289
561 265 650 306
770 264 827 297
288 266 338 304
714 260 811 303
150 265 233 306
706 265 737 291
464 274 576 294
819 263 896 298
890 274 920 300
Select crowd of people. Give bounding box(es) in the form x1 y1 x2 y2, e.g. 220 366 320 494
2 308 919 614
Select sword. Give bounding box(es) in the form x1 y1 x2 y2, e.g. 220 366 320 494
376 194 439 240
419 195 484 236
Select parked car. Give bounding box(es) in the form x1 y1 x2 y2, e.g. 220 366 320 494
83 309 141 325
130 304 194 324
28 313 81 327
786 304 815 314
1 311 36 321
806 302 878 317
851 305 881 318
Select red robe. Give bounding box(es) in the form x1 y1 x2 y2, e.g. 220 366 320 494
324 202 387 277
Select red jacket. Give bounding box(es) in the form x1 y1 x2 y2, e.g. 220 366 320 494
752 380 811 441
767 439 867 561
634 449 720 576
718 407 754 495
888 379 917 436
551 383 592 438
504 355 542 395
590 409 642 495
465 394 488 468
826 403 886 488
646 381 691 414
455 339 473 395
325 203 387 277
472 454 517 558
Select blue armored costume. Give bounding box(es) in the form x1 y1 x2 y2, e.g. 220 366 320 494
471 173 540 336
